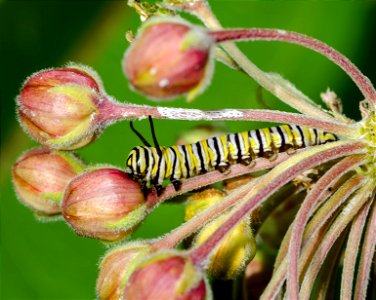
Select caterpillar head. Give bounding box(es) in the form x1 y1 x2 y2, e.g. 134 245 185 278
125 146 149 180
125 147 139 179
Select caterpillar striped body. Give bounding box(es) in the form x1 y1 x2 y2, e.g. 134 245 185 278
125 118 338 195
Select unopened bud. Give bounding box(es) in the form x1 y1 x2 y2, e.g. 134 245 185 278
62 168 146 241
124 251 209 300
185 189 226 221
17 65 105 150
12 148 86 216
186 189 256 279
97 241 151 300
194 213 256 280
123 17 214 101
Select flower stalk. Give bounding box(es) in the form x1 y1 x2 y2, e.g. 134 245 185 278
262 175 369 299
354 199 376 300
286 154 366 298
188 141 365 267
208 28 376 105
341 200 372 299
97 98 357 137
299 179 373 297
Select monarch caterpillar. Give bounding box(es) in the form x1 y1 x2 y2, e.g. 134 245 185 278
126 117 338 195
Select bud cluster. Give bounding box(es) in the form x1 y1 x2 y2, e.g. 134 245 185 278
7 8 308 300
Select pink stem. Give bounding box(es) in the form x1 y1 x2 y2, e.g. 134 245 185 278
341 200 372 299
299 181 372 296
287 155 366 298
189 141 364 267
97 97 356 136
209 29 376 104
354 199 376 300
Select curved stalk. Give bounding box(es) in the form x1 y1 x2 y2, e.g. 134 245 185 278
189 141 365 267
316 233 347 300
262 174 367 299
299 180 373 298
209 28 376 105
286 155 366 298
152 176 260 250
97 99 358 137
341 200 372 300
262 219 330 299
354 197 376 300
169 1 338 122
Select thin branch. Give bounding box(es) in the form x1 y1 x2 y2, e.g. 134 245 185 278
287 155 366 298
341 200 372 299
171 1 338 122
299 180 373 298
354 196 376 300
189 141 365 267
152 176 260 250
263 174 366 299
209 29 376 105
262 220 330 300
315 230 347 300
97 99 357 136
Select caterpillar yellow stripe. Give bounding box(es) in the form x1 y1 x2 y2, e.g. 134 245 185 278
125 125 338 195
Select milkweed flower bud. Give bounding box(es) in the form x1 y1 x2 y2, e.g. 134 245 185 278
194 213 256 280
186 189 256 280
97 241 151 300
124 251 210 300
62 168 146 242
123 17 214 101
185 189 226 221
17 65 105 150
12 148 86 216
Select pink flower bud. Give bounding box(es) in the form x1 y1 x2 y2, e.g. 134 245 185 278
97 242 151 300
124 252 209 300
62 168 146 242
123 17 214 101
17 65 105 150
12 148 86 216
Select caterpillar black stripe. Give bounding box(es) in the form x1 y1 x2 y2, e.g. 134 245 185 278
125 117 338 195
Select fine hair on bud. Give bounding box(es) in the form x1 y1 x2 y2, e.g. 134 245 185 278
12 147 86 216
123 16 214 102
62 167 146 242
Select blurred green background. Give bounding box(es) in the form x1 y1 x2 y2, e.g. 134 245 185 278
1 0 375 299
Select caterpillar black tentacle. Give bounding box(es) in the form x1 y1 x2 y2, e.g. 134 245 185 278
125 119 338 196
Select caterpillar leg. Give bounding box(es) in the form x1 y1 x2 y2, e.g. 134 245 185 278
286 147 297 155
156 184 164 196
171 180 181 192
265 151 279 161
216 163 230 174
240 156 253 166
141 181 149 197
